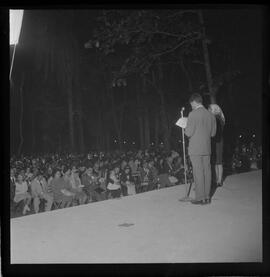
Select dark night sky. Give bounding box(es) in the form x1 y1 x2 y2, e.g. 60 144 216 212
205 9 262 128
10 7 264 153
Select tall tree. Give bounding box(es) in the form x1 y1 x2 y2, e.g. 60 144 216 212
197 10 215 103
85 9 202 150
142 75 150 149
33 10 82 152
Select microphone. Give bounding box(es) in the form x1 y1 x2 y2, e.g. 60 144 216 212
181 107 185 117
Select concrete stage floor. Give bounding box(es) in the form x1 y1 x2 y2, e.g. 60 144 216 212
11 170 262 263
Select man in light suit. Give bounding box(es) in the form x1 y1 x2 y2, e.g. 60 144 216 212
178 93 216 204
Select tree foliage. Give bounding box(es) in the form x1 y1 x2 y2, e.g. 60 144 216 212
85 9 202 83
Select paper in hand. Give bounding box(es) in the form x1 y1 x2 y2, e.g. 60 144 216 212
175 117 187 128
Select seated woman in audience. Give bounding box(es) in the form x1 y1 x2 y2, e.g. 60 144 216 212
157 155 174 188
139 161 151 193
81 166 94 202
232 146 242 172
98 160 108 191
10 168 16 203
13 173 32 215
45 166 53 181
51 168 75 208
130 158 141 191
148 160 159 190
30 171 53 213
69 165 87 205
120 159 128 171
107 164 122 198
93 161 101 178
120 166 136 196
172 156 185 184
25 167 33 184
81 166 105 202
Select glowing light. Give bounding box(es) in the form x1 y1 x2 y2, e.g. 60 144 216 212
132 142 135 145
253 134 256 138
10 10 24 45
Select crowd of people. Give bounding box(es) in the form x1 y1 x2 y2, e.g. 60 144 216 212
10 148 192 217
10 140 261 217
231 141 262 173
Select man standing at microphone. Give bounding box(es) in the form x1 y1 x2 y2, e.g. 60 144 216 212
177 93 216 204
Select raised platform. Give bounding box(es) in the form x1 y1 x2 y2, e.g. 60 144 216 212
11 170 262 263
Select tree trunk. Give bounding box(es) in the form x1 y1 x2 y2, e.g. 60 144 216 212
154 111 159 146
97 108 103 151
156 63 170 151
144 107 150 149
226 46 237 149
58 133 62 153
17 74 25 156
67 80 75 152
179 56 193 93
136 79 145 149
198 10 216 104
138 115 144 150
76 90 85 154
31 109 36 153
109 86 123 150
142 76 150 149
106 131 110 152
159 90 170 151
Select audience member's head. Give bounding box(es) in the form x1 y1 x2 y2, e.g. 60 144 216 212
53 169 61 179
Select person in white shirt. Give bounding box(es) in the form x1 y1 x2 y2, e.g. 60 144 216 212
107 165 121 198
14 174 32 215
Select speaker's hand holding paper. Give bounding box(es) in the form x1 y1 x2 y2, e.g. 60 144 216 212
175 117 188 128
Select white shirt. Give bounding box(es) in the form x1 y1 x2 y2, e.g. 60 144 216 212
15 181 28 195
194 104 204 110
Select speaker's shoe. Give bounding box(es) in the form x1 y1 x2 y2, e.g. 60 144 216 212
203 198 211 204
191 200 206 205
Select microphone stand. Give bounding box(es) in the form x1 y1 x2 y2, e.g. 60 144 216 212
179 108 193 202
